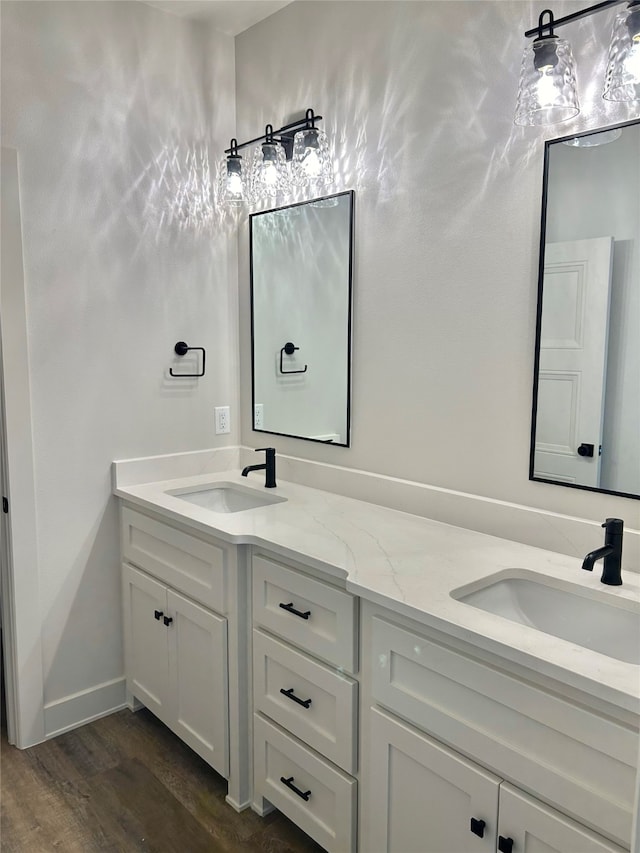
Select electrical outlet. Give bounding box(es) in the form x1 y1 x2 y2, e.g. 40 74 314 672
254 403 264 429
215 406 231 435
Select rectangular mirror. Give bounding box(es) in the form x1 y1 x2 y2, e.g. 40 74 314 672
250 191 354 446
530 119 639 499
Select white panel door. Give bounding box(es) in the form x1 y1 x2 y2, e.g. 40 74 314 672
122 564 170 723
367 708 500 853
498 783 626 853
167 589 229 778
534 237 613 486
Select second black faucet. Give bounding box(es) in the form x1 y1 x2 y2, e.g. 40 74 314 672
241 447 277 488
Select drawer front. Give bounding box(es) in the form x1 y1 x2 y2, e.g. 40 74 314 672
253 629 358 774
371 614 637 849
121 507 228 612
253 713 357 853
252 553 357 672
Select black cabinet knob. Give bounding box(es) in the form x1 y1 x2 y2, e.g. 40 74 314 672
498 836 514 853
470 818 486 838
154 610 163 621
163 615 173 627
577 442 595 457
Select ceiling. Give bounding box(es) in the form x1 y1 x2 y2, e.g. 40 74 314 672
141 0 293 35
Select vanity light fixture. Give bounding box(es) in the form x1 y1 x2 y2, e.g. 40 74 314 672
217 138 246 207
516 1 640 126
249 124 291 200
219 108 333 207
603 1 640 101
515 10 580 126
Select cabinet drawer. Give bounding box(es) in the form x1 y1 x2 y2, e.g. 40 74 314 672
253 629 358 774
253 713 357 853
371 614 637 848
121 507 228 612
253 553 357 672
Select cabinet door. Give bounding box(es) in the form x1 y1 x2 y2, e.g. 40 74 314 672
497 783 627 853
167 589 229 778
367 707 500 853
122 564 170 723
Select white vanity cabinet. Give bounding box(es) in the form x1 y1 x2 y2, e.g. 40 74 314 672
120 505 251 810
360 601 637 853
368 707 626 853
251 551 359 853
122 563 229 774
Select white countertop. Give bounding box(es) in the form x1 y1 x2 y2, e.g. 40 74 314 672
115 470 640 716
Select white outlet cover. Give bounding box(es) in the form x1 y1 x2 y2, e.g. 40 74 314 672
215 406 231 434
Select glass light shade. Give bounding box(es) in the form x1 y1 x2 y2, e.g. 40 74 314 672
250 141 291 200
217 154 245 207
515 36 580 126
603 4 640 102
291 127 334 186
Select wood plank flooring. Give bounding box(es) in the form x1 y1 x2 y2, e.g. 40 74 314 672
1 703 324 853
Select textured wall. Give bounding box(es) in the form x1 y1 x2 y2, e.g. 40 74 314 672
1 1 237 713
236 0 639 524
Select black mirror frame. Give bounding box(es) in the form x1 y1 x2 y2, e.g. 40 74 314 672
249 190 355 447
529 118 640 501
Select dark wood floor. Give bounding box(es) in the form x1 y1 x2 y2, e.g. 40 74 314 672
0 685 324 852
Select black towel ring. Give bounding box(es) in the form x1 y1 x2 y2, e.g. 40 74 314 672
279 342 308 375
169 341 206 377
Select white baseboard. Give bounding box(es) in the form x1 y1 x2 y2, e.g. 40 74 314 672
44 677 127 739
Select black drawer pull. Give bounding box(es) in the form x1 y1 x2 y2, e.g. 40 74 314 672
154 610 164 621
498 836 514 853
163 615 173 627
280 776 311 801
279 602 311 620
280 688 312 709
470 818 485 838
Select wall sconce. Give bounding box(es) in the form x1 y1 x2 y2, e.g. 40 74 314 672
218 108 333 207
217 138 246 206
515 0 640 126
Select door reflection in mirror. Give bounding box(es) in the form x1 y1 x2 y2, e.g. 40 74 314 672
531 120 639 498
250 191 354 446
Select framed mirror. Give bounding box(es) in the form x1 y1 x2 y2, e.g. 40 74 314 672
530 119 639 499
250 190 354 446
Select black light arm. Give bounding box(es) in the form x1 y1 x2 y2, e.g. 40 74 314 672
224 108 322 155
524 0 627 38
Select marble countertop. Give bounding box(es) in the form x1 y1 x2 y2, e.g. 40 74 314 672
114 470 640 716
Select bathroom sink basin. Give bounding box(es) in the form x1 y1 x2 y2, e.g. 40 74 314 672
167 482 287 513
451 571 640 664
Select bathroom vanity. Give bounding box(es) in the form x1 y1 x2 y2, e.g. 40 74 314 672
114 460 639 853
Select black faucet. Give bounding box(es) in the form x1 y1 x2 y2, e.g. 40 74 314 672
582 518 624 585
241 447 277 488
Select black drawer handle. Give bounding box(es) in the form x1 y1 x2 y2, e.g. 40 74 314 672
280 776 311 801
498 836 514 853
280 688 312 709
154 610 164 621
163 615 173 627
470 818 485 838
279 602 311 620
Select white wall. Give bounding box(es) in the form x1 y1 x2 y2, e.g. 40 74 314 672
237 0 640 526
546 129 640 495
0 0 237 734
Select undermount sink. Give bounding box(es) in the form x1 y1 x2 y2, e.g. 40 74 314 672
451 570 640 664
167 482 287 513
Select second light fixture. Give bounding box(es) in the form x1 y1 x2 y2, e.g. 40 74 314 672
219 108 334 207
